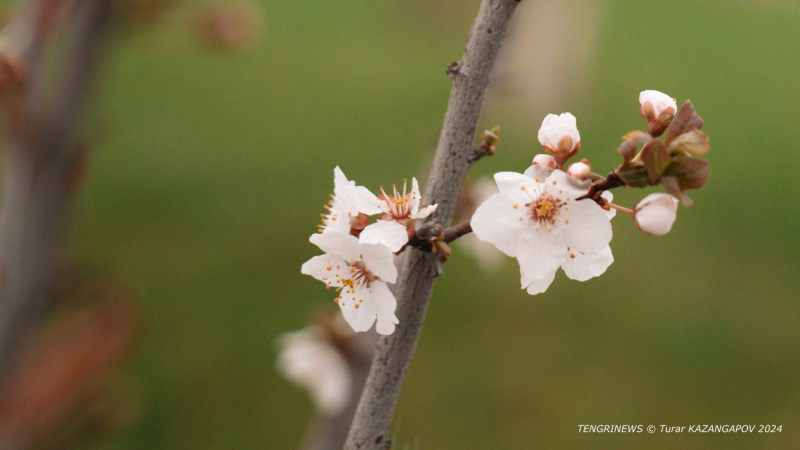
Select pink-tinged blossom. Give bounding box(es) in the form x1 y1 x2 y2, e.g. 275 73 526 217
318 167 383 235
471 168 614 295
359 178 437 252
639 90 677 121
301 232 399 334
276 327 351 414
634 192 679 235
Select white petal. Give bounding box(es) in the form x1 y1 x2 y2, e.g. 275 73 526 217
360 220 409 253
347 185 383 215
523 163 554 183
515 230 567 281
545 170 590 199
470 192 528 257
338 284 377 333
409 177 423 216
369 282 399 335
359 242 398 283
309 232 360 262
300 254 348 287
411 204 437 220
520 266 558 295
560 199 613 253
333 166 349 190
494 171 534 194
561 245 614 281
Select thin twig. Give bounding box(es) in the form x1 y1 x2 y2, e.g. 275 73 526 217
344 1 520 448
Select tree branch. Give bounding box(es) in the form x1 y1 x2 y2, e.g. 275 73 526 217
0 0 113 381
344 1 520 448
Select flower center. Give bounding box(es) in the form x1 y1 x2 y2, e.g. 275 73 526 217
528 195 562 224
379 180 415 220
349 260 378 285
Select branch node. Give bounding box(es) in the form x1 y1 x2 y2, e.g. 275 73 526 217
446 61 462 79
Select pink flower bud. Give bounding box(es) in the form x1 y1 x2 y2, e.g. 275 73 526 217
566 160 592 180
531 153 556 168
538 113 580 152
537 113 581 167
639 90 677 121
634 193 679 235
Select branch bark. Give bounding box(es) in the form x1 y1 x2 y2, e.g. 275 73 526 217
344 1 520 448
0 0 113 381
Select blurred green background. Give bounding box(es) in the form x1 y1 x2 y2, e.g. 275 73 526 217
24 0 798 447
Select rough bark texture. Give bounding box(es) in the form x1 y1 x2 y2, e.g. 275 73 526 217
344 1 520 448
0 0 113 381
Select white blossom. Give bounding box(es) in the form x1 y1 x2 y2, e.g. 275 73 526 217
471 168 614 295
301 232 399 334
359 178 437 252
634 192 679 235
639 90 677 120
276 327 351 415
318 166 383 234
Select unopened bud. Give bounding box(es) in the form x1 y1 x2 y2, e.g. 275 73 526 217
537 112 580 166
634 193 679 235
532 153 556 168
566 160 592 180
349 213 369 233
639 90 677 137
639 90 677 121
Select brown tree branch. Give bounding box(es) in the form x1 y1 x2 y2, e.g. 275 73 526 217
0 0 113 381
344 1 521 448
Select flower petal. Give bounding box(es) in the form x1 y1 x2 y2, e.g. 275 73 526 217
359 242 398 283
471 192 528 257
369 281 399 335
546 169 591 199
360 220 409 253
300 254 348 288
412 204 437 220
309 232 360 262
520 266 558 295
560 199 613 253
347 185 383 215
494 171 535 194
338 288 377 333
523 163 554 183
515 229 567 281
561 245 614 281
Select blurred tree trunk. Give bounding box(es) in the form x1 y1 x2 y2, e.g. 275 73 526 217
0 0 113 381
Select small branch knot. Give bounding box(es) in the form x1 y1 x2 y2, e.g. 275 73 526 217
446 61 462 79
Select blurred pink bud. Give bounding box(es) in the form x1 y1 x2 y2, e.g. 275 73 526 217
566 160 591 180
639 90 677 122
634 193 679 235
531 153 556 168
